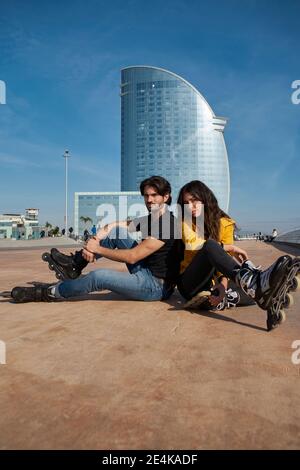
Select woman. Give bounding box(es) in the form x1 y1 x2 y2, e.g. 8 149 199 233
177 180 258 310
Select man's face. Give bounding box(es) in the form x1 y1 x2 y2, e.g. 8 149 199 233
143 185 169 212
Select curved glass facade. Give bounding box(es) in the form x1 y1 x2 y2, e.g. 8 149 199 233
121 66 230 211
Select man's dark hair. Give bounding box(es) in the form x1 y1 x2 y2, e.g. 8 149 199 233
140 175 172 205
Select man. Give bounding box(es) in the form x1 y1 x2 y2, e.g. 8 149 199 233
11 176 181 303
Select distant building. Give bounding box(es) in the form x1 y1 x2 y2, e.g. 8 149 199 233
74 65 231 233
121 66 230 210
0 209 40 239
74 192 145 236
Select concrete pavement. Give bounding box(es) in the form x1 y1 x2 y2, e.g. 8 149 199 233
0 241 299 449
0 237 81 251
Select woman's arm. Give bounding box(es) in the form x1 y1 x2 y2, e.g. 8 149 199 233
223 244 248 263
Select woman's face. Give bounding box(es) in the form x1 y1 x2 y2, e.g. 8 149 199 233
182 191 203 218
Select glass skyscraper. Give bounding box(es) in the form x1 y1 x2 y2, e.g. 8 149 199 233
121 66 230 211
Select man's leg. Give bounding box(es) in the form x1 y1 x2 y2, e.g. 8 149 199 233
12 266 164 302
57 267 163 301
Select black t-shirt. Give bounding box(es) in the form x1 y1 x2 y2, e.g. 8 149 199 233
132 210 182 282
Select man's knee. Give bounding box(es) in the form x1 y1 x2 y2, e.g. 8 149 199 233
84 270 100 288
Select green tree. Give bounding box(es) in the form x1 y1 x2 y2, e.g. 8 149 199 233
52 226 60 236
45 221 52 237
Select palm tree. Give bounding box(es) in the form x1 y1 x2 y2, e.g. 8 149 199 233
80 216 93 232
45 221 52 237
52 226 60 236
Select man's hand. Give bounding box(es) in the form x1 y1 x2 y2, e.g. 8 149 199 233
84 236 102 255
82 248 95 263
209 283 226 307
82 235 101 262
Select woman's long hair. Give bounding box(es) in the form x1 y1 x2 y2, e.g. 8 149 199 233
177 180 232 241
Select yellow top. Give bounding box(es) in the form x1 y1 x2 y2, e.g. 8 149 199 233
180 217 235 274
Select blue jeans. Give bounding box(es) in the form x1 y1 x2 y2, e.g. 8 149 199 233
58 227 170 301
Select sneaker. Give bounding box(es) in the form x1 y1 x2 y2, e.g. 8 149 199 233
216 288 241 310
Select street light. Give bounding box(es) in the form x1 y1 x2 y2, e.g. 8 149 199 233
62 149 71 237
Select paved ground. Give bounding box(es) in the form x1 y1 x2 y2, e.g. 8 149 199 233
0 241 299 449
0 237 81 251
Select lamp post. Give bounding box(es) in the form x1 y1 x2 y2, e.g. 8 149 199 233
62 149 71 237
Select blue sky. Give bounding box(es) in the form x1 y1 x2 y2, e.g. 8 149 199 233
0 0 299 233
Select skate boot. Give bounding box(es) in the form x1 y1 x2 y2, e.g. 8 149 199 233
235 256 296 331
287 257 300 294
11 284 57 303
42 248 88 280
266 257 300 331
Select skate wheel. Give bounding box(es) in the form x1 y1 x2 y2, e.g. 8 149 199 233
266 309 286 331
42 253 49 261
290 275 300 292
55 273 63 280
267 319 278 331
49 264 55 271
283 293 294 309
278 309 286 324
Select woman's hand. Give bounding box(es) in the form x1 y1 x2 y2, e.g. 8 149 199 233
223 244 248 264
209 282 226 307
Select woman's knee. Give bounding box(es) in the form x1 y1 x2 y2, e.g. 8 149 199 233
203 239 220 252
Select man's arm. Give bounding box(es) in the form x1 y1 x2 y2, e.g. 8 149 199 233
85 236 164 264
83 219 138 262
95 220 130 240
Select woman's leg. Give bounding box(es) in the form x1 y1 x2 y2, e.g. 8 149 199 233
178 239 240 300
